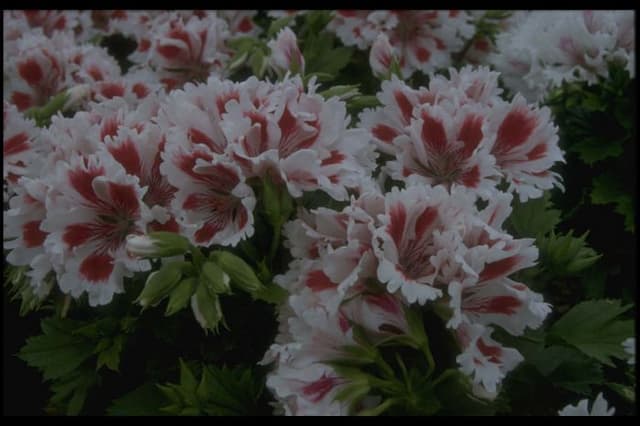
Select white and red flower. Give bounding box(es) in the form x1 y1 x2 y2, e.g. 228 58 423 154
268 27 305 75
41 152 150 306
455 322 524 394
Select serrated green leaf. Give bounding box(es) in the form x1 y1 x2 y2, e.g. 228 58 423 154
18 318 95 381
591 173 634 232
548 300 634 366
96 334 126 372
537 230 601 276
107 383 170 416
48 367 99 416
508 191 561 238
605 382 635 403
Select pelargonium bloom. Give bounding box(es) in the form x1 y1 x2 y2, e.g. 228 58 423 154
558 393 615 416
268 27 305 75
160 143 255 247
455 322 524 394
41 152 151 306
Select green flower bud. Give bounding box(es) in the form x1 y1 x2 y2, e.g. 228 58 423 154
127 232 191 258
136 261 185 308
210 251 263 295
165 277 197 316
201 261 231 295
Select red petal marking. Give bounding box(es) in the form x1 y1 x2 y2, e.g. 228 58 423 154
301 375 340 403
138 38 151 52
148 217 179 233
476 338 502 361
339 10 358 17
485 296 522 315
22 220 47 247
511 283 528 291
494 108 537 154
306 270 335 292
100 116 120 141
338 310 351 333
236 206 248 229
11 92 33 111
68 165 105 205
246 111 269 153
434 37 446 50
188 128 221 153
420 110 448 153
460 165 480 188
479 256 520 282
157 44 182 59
215 91 240 114
175 150 214 180
393 90 414 124
449 10 460 17
108 138 142 176
79 253 114 283
372 124 399 143
238 16 253 32
18 60 43 86
4 133 30 156
99 83 125 99
526 143 547 161
321 150 346 166
88 66 104 81
112 10 127 19
108 182 140 216
415 46 431 63
387 203 407 247
474 38 490 51
131 83 149 98
366 293 401 315
194 222 221 244
414 206 438 240
63 223 95 248
183 193 205 210
168 29 193 52
458 115 484 158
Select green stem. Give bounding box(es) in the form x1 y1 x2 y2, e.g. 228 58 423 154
190 245 206 269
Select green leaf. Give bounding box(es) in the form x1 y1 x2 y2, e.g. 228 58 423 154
210 251 263 296
318 84 361 101
18 318 95 381
508 191 561 238
96 334 126 372
107 383 170 416
526 345 604 395
537 230 601 276
605 382 635 403
267 15 296 38
591 173 634 232
432 369 495 416
48 368 99 416
165 277 196 316
548 299 634 366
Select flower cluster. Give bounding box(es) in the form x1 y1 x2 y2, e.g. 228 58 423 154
328 10 474 78
490 11 635 101
265 176 551 412
360 66 565 201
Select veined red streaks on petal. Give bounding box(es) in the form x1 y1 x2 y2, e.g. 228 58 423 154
466 295 522 315
79 252 114 283
108 182 140 217
387 203 407 247
301 374 341 403
22 221 47 247
68 165 105 205
393 90 414 124
494 108 537 154
414 206 438 240
108 138 142 176
306 270 335 292
18 59 43 86
479 256 520 282
476 338 502 363
4 133 30 156
372 124 399 144
420 110 448 153
458 114 484 158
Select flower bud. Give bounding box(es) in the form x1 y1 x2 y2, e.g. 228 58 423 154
126 232 191 258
